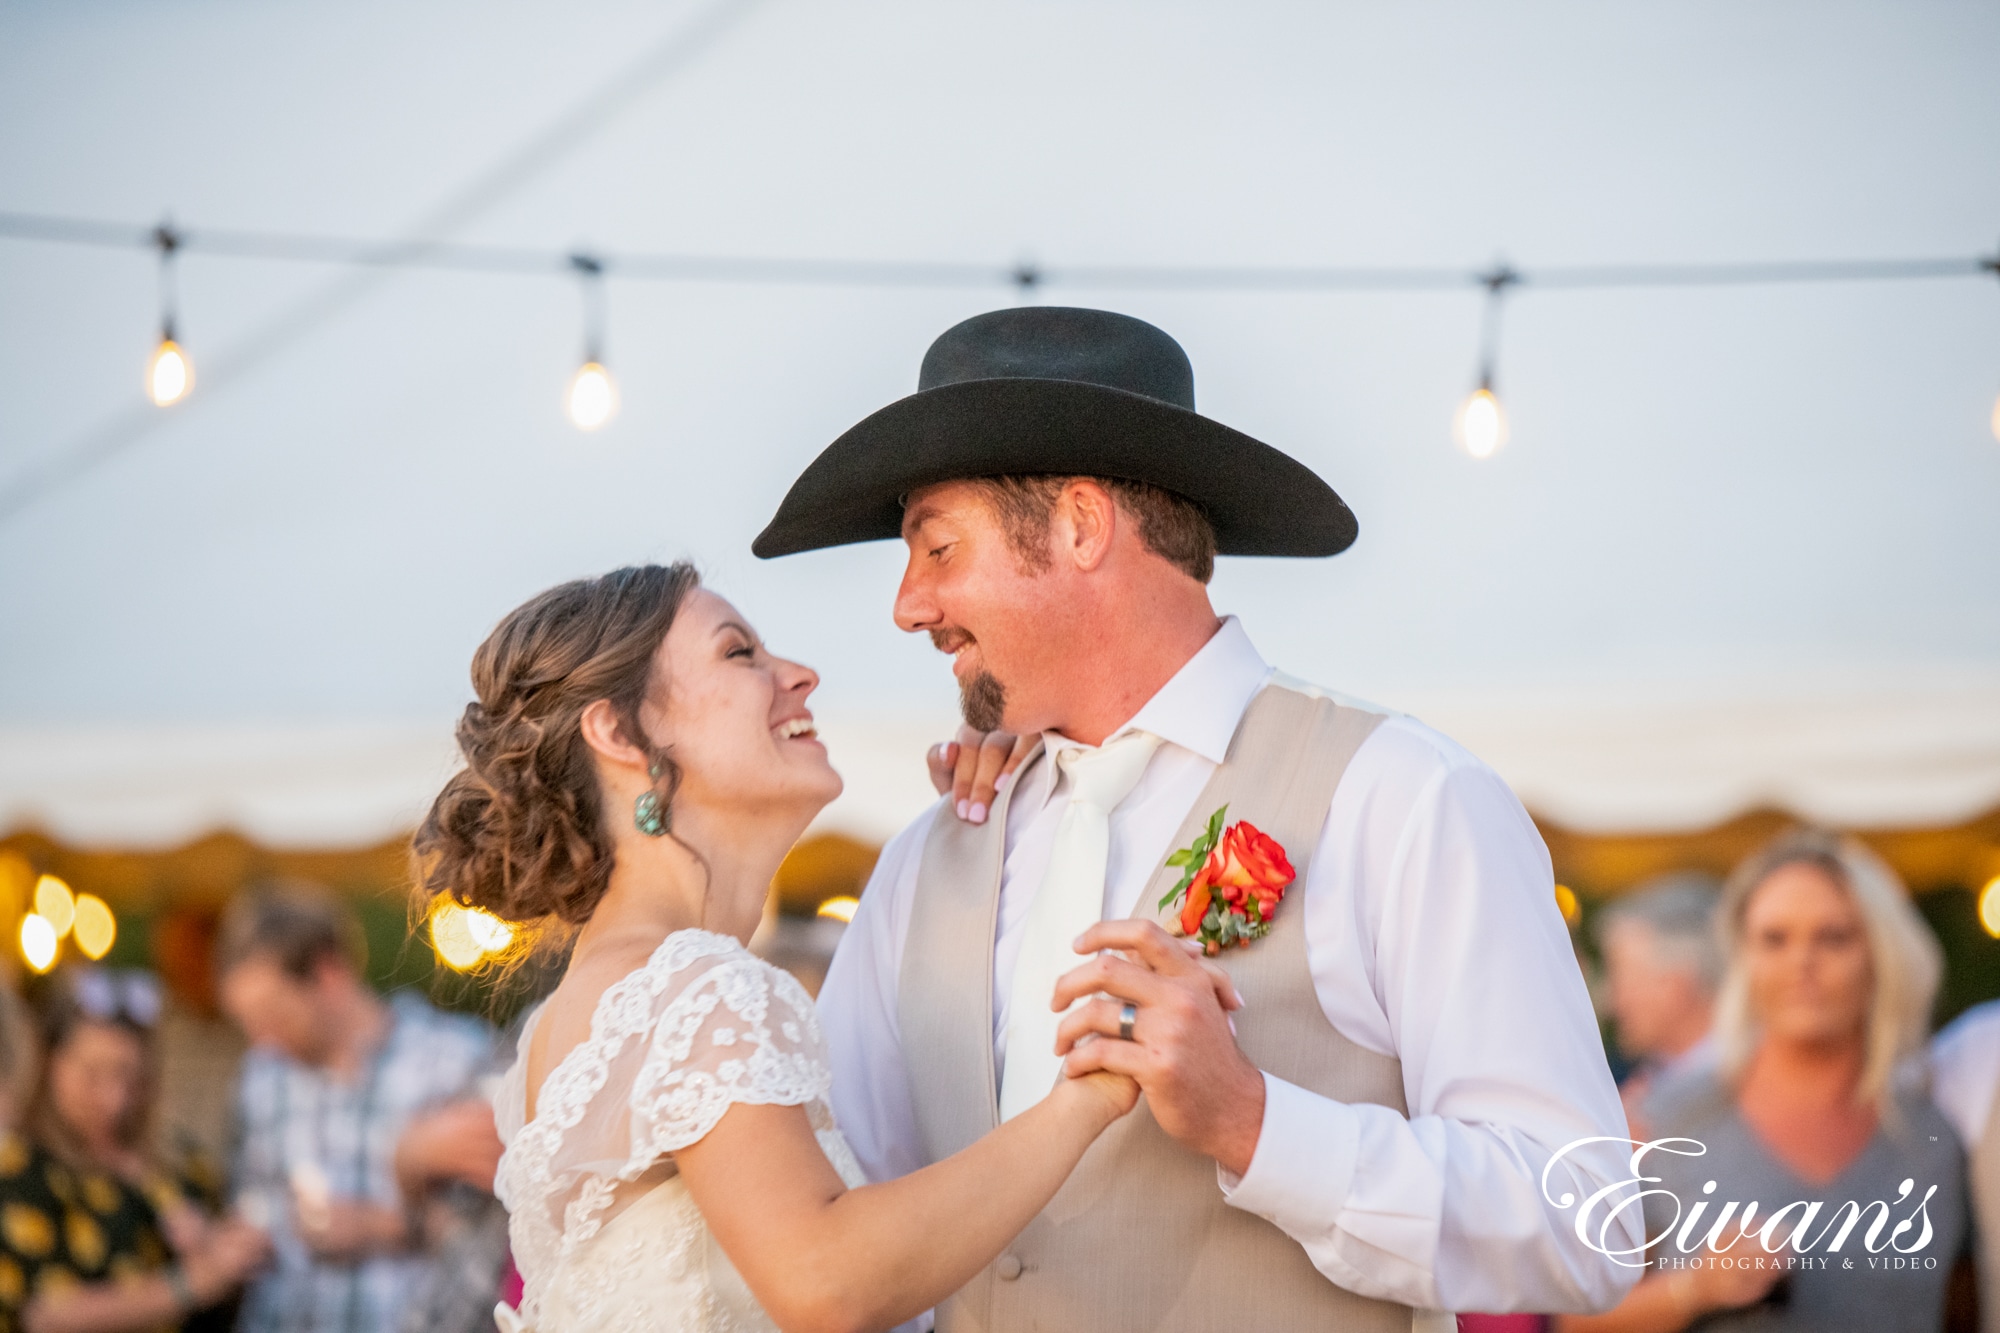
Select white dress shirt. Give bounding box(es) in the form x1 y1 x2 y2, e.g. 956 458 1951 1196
819 617 1641 1314
1932 999 2000 1149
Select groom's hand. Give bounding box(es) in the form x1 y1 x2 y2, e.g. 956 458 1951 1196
1050 920 1266 1177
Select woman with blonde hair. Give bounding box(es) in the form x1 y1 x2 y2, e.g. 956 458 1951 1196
1558 827 1967 1332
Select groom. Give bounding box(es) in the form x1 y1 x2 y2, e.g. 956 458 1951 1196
757 308 1639 1329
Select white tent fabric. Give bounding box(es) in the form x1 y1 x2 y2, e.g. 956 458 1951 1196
7 674 1997 850
3 3 1997 851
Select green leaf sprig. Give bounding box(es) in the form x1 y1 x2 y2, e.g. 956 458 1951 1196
1158 804 1229 912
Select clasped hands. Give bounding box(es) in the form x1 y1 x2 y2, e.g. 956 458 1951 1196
1050 919 1264 1177
930 727 1268 1177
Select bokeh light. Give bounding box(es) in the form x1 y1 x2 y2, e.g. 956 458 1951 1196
34 874 76 938
1554 883 1580 926
464 906 514 954
430 902 487 971
816 895 860 924
19 915 57 973
1979 875 2000 939
72 893 117 960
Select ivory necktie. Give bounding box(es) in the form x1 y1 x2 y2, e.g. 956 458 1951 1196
998 729 1164 1121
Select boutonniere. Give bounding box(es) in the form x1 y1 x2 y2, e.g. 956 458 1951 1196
1157 804 1297 955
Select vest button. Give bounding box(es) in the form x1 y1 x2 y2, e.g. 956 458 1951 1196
996 1254 1023 1281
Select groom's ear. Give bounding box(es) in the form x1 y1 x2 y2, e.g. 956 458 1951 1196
579 698 651 770
1055 479 1118 573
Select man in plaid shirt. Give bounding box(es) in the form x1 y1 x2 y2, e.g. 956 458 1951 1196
218 887 493 1333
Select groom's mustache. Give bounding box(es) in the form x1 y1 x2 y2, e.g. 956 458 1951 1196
929 627 975 656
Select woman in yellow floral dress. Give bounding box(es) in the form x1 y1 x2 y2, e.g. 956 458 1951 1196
0 970 267 1333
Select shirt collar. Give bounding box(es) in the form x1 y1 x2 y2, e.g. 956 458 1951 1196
1025 615 1270 807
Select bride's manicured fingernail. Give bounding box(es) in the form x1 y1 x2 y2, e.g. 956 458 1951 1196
995 771 1012 791
968 802 987 824
956 800 970 819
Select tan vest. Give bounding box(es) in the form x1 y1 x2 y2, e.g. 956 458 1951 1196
898 683 1417 1332
1971 1085 2000 1333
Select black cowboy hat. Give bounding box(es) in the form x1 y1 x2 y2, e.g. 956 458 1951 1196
751 306 1355 559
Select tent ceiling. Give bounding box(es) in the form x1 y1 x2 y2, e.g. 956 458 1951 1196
3 1 1997 845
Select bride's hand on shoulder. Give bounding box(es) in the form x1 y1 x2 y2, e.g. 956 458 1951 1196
927 725 1034 825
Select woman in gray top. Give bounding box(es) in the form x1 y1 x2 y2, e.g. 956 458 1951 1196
1559 828 1968 1332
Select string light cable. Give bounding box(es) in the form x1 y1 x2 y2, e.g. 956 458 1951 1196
4 210 1987 291
0 207 1994 515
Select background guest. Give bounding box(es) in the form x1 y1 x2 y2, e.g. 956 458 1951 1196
1932 995 2000 1331
147 907 244 1211
0 986 34 1137
0 969 268 1333
391 1089 508 1333
1557 828 1965 1332
215 885 492 1333
1594 873 1724 1139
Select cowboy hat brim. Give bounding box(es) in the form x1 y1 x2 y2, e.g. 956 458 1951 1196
752 377 1356 559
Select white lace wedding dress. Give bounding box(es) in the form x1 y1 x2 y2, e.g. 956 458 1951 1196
492 929 868 1332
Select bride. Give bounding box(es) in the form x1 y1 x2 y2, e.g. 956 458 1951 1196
415 564 1225 1332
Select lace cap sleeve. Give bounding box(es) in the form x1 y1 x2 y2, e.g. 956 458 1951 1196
627 937 832 1157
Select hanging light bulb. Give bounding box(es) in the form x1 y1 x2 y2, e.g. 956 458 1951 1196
1455 263 1520 460
1455 380 1508 459
146 221 193 407
148 337 193 406
564 252 618 431
566 360 618 431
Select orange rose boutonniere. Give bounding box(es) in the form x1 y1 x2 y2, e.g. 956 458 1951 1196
1158 805 1297 955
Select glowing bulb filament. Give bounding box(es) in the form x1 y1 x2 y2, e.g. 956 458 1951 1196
567 361 618 431
148 338 193 406
1455 387 1507 459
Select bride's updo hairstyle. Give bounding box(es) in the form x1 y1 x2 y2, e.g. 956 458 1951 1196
415 563 701 929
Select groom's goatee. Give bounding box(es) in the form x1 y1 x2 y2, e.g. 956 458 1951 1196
960 671 1007 732
929 626 1008 729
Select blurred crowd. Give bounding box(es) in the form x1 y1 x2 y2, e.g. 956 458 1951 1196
0 884 510 1333
0 826 1996 1333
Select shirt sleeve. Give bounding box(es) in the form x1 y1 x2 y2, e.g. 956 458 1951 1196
1218 720 1643 1314
818 810 935 1185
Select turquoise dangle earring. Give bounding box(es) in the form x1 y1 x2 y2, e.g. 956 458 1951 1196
634 760 670 837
